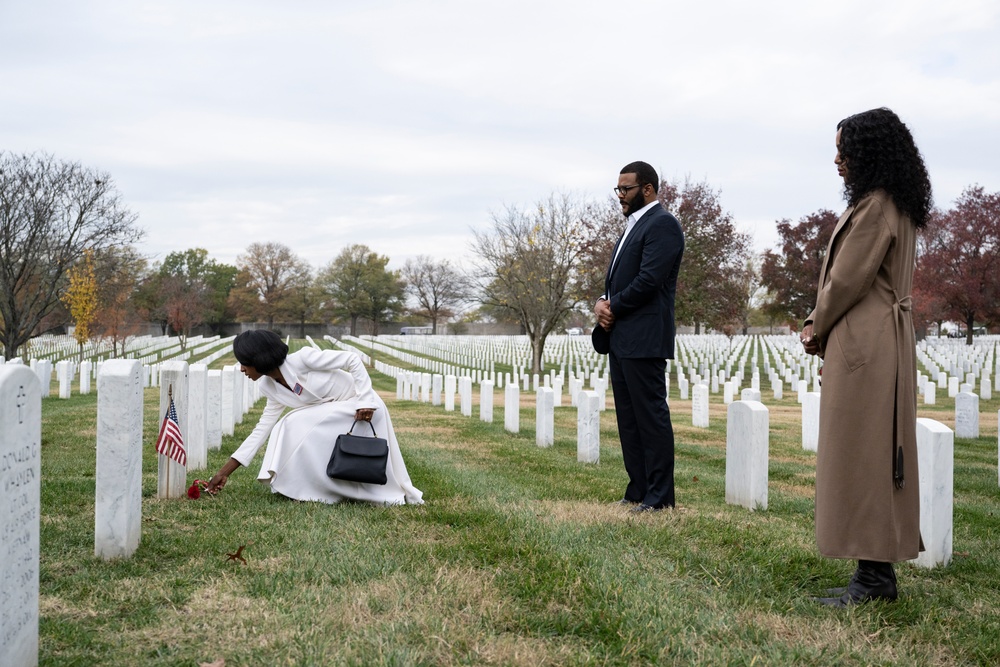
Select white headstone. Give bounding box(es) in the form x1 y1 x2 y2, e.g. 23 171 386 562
802 392 820 452
479 380 494 423
0 366 41 666
221 366 235 436
948 376 959 398
923 380 936 405
34 359 52 397
95 359 143 559
725 400 769 511
57 360 72 399
771 378 783 400
577 390 600 463
980 376 992 401
157 361 189 499
459 376 473 417
740 388 761 402
536 387 554 447
723 380 734 405
692 383 709 428
206 370 222 451
797 380 808 403
186 364 208 470
955 392 979 439
445 375 457 412
911 418 954 569
504 381 520 433
432 374 442 406
79 360 92 395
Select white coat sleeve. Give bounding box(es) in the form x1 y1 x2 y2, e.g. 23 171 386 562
229 397 286 466
300 347 379 408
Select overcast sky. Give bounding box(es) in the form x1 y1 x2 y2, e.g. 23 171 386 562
2 0 997 273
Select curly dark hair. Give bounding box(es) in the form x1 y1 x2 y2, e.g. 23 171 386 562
837 107 933 228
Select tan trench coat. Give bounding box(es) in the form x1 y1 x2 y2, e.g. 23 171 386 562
807 190 921 562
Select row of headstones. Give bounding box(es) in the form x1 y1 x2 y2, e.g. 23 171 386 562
0 359 264 667
0 339 236 401
344 334 608 389
388 367 609 462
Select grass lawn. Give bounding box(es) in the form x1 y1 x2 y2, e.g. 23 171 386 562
33 343 1000 666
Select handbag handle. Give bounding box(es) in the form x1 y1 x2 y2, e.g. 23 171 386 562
347 419 378 438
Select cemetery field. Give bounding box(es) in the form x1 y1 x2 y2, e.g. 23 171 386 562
35 360 1000 666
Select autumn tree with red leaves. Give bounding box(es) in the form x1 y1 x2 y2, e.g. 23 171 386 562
659 178 752 333
914 186 1000 344
759 210 839 327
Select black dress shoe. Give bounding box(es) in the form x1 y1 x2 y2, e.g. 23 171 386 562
612 498 639 506
815 560 897 607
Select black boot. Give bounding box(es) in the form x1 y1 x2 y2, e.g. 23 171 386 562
823 563 860 597
816 560 897 607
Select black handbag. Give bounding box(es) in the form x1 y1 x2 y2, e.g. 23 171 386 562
327 420 389 485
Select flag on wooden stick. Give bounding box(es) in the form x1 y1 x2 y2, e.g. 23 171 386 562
156 387 187 466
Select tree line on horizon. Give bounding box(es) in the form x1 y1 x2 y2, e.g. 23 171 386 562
3 151 998 368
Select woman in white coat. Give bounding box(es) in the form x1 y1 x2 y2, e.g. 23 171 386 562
205 330 423 505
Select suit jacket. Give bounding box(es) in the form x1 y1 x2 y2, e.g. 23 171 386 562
603 203 684 359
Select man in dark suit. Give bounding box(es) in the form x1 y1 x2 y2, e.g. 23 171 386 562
594 161 684 512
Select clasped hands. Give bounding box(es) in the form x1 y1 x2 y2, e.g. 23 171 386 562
594 299 615 331
800 323 820 355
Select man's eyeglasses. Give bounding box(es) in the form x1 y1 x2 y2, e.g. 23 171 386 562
614 184 643 196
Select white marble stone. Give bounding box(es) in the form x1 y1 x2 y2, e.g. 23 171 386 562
395 376 403 399
569 377 583 406
911 418 953 569
95 359 143 560
797 380 808 403
740 388 761 402
232 369 245 424
57 360 72 399
504 381 520 433
725 400 769 511
444 375 457 412
679 377 689 400
576 390 600 463
479 380 494 423
552 377 563 407
723 380 734 405
692 383 709 428
0 365 41 666
79 360 92 395
802 392 820 452
421 373 431 402
221 366 235 437
955 392 979 439
34 359 52 397
459 376 473 417
432 374 442 406
206 370 222 451
536 387 554 447
186 364 208 471
923 380 936 405
948 376 959 398
157 361 189 499
771 377 783 400
981 377 992 401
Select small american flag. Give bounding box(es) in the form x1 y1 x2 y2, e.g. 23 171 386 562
155 394 187 466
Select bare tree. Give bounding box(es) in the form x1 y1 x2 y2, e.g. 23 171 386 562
0 151 142 359
472 193 589 374
402 256 469 334
228 242 312 329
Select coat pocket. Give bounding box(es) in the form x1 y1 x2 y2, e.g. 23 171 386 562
833 315 867 373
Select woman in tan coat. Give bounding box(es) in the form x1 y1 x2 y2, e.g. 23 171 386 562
802 108 932 607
